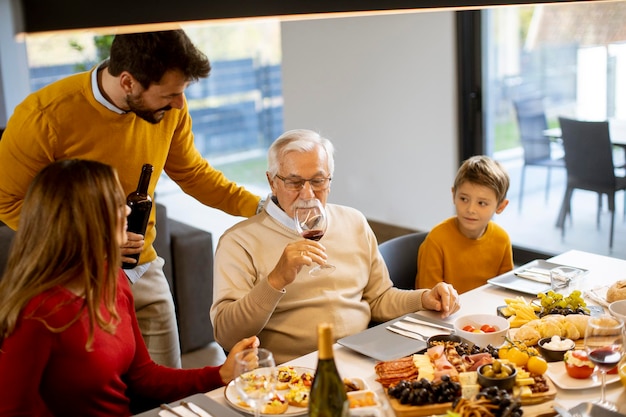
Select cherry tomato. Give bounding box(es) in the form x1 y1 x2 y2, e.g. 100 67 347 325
498 345 511 360
462 325 476 332
480 324 497 333
507 347 530 367
565 350 595 379
565 363 594 379
527 356 548 375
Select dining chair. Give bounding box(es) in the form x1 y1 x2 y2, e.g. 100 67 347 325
378 231 428 290
556 117 626 249
513 97 565 211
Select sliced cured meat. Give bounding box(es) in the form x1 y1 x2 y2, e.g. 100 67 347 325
374 356 419 387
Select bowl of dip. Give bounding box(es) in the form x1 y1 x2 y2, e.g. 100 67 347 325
537 335 575 362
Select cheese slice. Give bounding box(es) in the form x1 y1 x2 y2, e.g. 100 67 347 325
462 384 481 399
513 385 533 398
459 371 478 386
516 377 536 386
412 354 435 381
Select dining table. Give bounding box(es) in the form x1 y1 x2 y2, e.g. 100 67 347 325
142 249 626 417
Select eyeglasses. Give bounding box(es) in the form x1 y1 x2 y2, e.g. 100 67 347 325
274 174 332 191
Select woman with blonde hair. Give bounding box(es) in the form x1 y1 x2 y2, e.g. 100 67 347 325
0 159 258 416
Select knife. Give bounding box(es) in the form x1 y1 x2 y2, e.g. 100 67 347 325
403 316 454 331
514 271 551 284
386 325 426 341
160 403 186 417
552 404 573 417
181 401 210 417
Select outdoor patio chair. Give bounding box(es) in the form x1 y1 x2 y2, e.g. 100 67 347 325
556 117 626 249
513 97 565 211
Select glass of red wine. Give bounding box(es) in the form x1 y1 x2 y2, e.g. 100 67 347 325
294 198 335 276
583 315 624 411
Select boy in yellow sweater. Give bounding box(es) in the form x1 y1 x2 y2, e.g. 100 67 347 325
416 155 513 294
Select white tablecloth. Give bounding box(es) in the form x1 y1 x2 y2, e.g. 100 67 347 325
206 249 626 415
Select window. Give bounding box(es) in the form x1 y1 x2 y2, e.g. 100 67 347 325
24 22 281 238
24 21 281 192
479 3 626 256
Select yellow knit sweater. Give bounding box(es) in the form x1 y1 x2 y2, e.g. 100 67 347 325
0 68 260 265
417 217 513 294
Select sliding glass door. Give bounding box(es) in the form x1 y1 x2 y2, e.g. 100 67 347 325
465 2 626 257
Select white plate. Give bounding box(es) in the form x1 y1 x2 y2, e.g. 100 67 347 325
487 259 589 295
224 366 314 416
545 361 620 390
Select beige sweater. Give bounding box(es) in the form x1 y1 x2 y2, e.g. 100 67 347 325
210 200 427 364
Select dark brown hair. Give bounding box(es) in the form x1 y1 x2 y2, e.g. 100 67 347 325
108 29 211 89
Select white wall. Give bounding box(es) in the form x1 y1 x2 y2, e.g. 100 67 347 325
281 12 458 231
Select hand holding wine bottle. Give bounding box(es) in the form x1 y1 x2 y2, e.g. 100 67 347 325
122 164 153 269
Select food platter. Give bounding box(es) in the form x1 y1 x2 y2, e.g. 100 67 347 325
224 366 314 416
545 361 621 390
383 376 557 417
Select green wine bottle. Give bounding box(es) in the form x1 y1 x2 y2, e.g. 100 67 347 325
308 323 349 417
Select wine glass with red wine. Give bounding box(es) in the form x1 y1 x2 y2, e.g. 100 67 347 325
294 198 336 276
583 315 624 411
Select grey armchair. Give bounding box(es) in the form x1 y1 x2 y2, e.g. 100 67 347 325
378 231 428 290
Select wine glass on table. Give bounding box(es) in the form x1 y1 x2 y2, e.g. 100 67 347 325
294 198 336 277
583 315 624 411
233 348 277 417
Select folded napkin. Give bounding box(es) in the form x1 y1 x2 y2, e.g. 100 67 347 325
158 402 213 417
391 320 449 338
514 269 551 284
584 285 610 307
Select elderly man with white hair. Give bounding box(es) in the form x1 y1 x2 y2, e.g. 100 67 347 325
210 129 460 364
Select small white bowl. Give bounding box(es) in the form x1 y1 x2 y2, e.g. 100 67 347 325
347 390 380 415
454 314 509 348
608 299 626 323
343 377 368 392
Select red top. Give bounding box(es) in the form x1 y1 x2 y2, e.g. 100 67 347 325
0 269 224 416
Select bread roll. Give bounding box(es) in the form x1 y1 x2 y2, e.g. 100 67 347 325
606 280 626 303
512 314 589 346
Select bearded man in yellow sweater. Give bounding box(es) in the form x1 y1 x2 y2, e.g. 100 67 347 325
0 30 261 368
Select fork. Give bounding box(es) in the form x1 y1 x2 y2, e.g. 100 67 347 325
386 325 427 341
180 400 207 417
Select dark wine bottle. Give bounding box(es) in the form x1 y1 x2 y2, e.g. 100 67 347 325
308 323 349 417
122 164 153 269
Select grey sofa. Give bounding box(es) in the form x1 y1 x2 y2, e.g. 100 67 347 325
0 202 215 354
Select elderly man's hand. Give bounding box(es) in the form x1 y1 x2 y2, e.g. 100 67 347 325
267 240 329 290
421 282 460 318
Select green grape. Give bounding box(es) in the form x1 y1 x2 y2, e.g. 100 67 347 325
537 288 588 315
